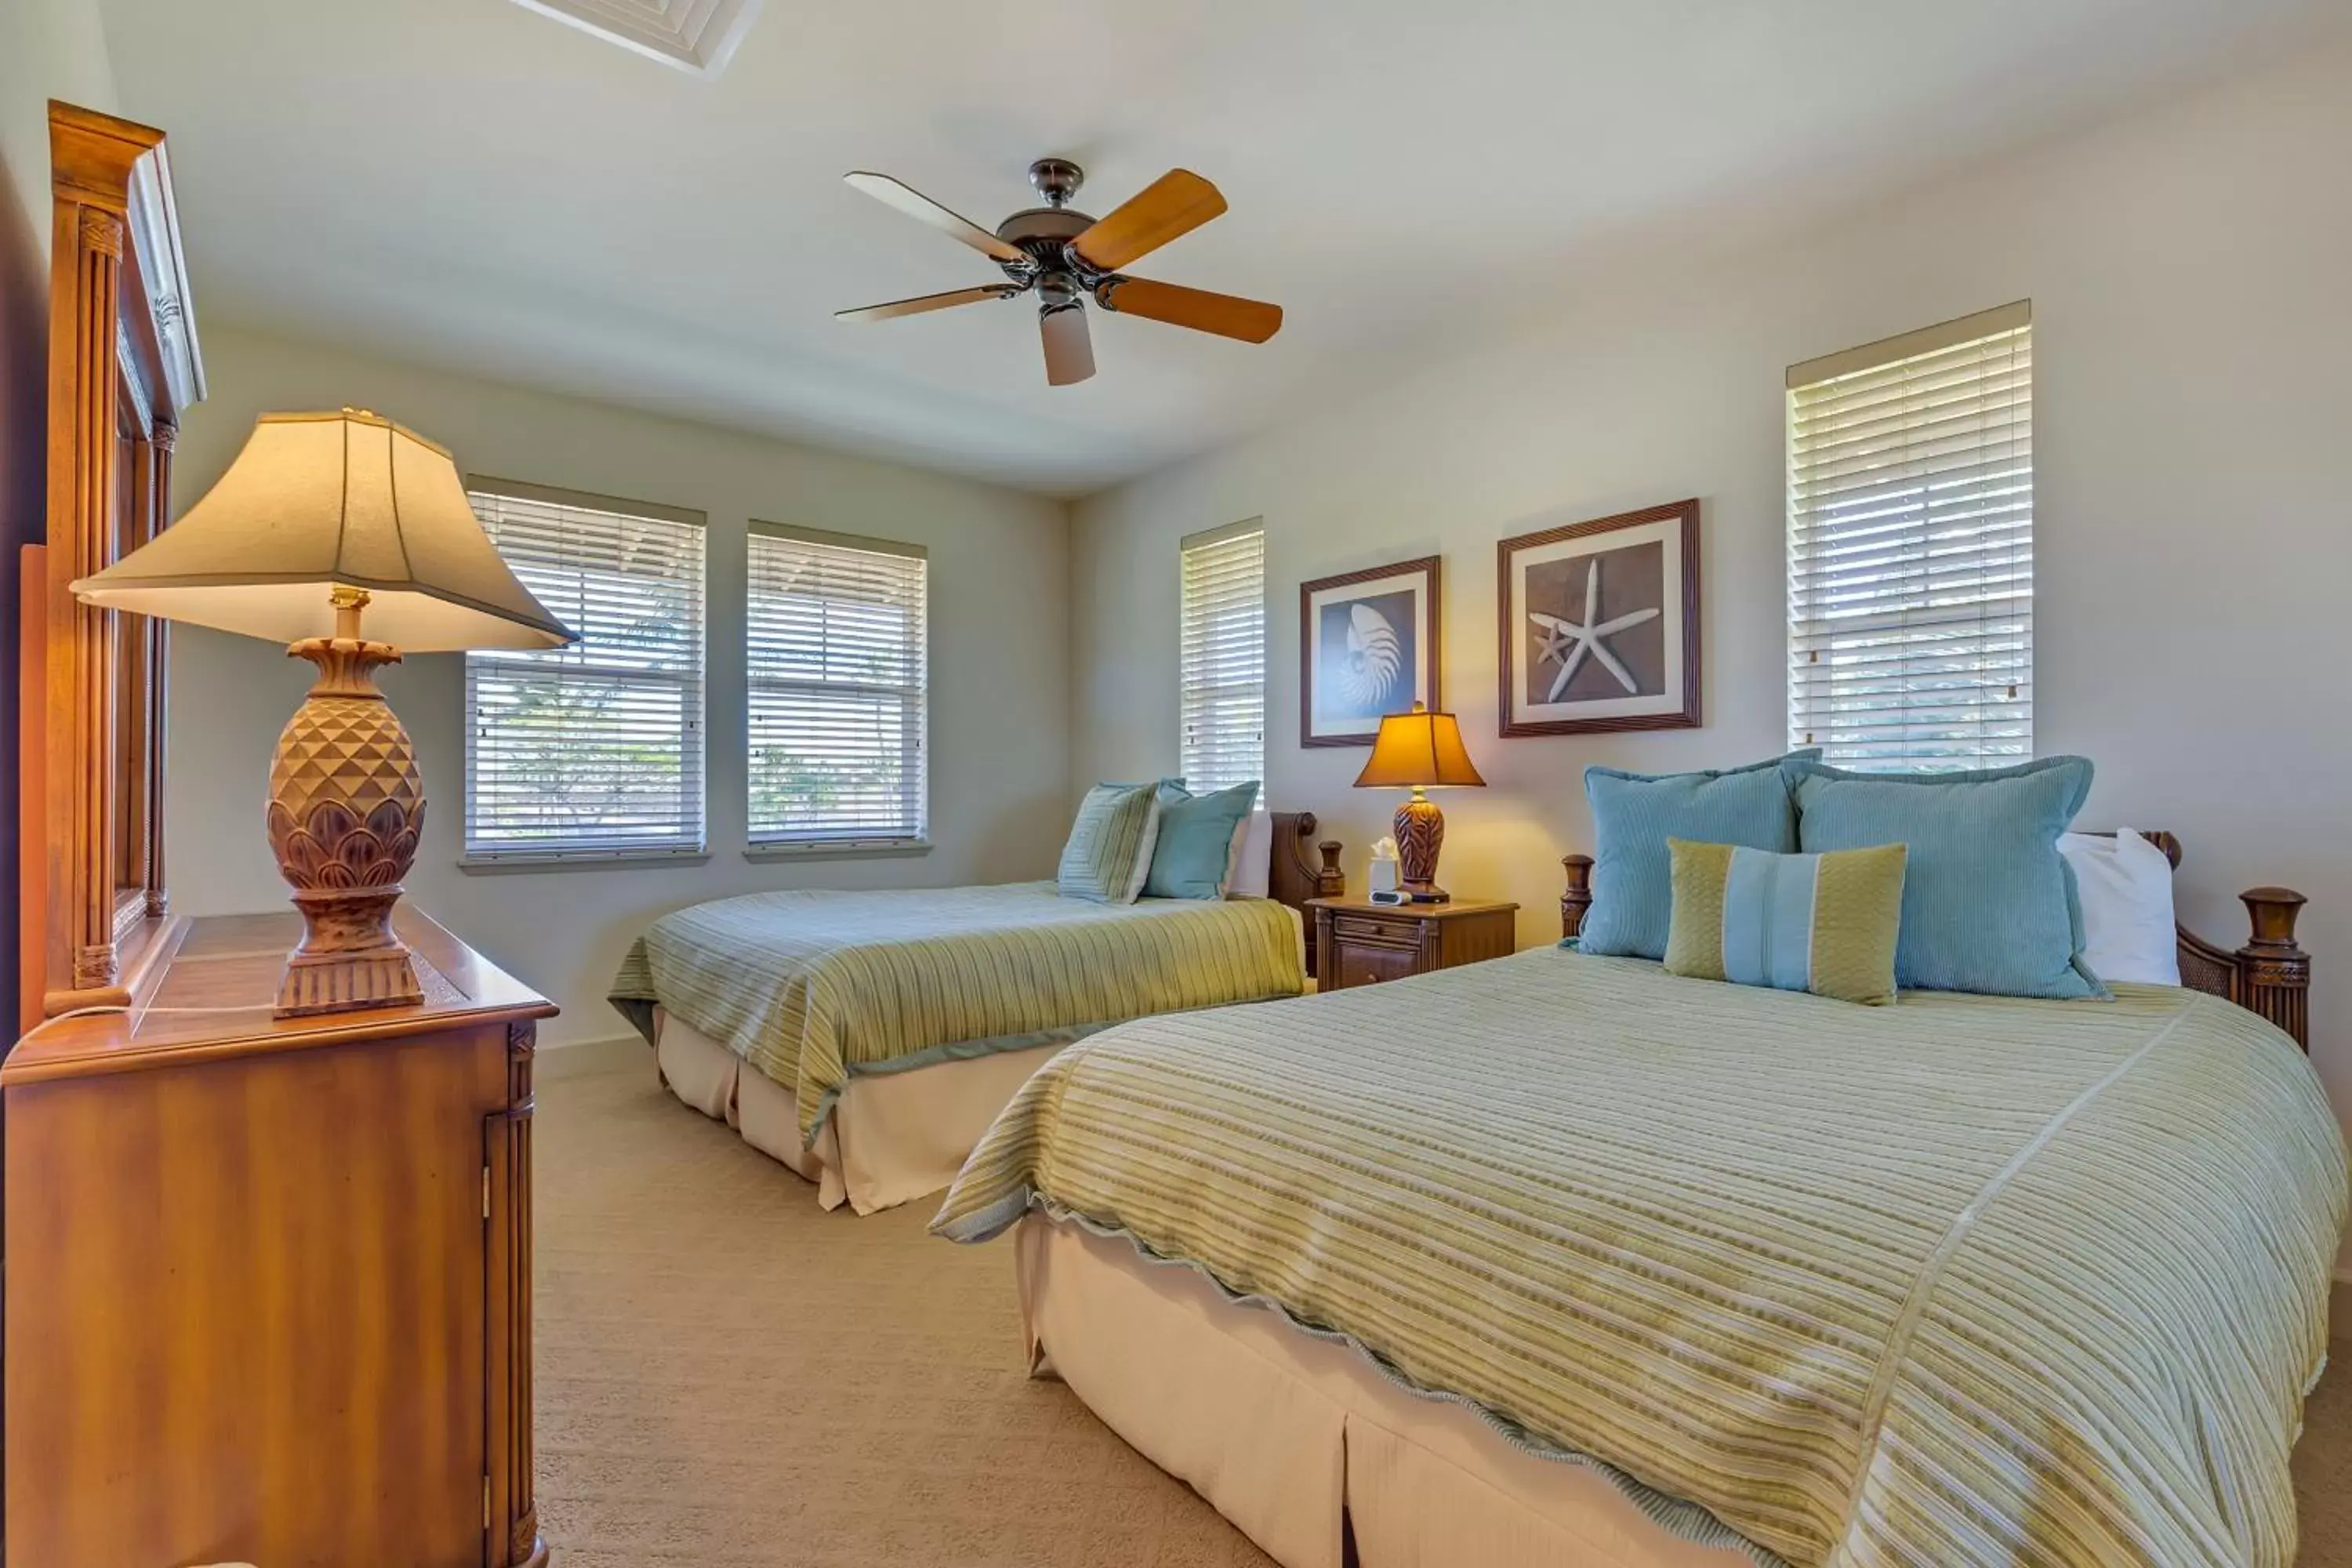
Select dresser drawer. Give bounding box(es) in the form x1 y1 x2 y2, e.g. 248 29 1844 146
1330 939 1425 989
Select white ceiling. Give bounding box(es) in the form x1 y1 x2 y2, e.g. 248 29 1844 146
99 0 2336 497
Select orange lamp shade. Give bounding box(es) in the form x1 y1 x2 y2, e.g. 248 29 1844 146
1353 702 1486 790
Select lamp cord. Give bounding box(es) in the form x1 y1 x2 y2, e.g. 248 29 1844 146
13 1001 283 1047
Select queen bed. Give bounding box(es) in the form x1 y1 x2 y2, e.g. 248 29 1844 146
935 834 2343 1568
610 809 1342 1214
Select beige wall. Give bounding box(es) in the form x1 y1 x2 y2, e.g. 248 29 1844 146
1 0 116 1031
166 325 1072 1043
1071 48 2352 1179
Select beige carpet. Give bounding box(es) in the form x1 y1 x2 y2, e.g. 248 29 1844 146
536 1039 2352 1566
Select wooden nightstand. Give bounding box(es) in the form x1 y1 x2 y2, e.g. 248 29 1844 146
1307 897 1520 992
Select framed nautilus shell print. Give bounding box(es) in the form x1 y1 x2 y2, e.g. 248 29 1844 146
1299 556 1441 748
1497 499 1700 738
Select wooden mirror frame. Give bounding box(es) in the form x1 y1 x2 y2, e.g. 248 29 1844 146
17 103 204 1032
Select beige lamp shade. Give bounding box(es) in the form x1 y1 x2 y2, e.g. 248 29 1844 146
70 408 573 651
1354 702 1487 789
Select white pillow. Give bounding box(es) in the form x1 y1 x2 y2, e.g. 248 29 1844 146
2057 829 2180 985
1227 809 1274 899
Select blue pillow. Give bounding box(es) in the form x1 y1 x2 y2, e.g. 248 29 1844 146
1580 753 1817 960
1145 782 1260 899
1788 755 2105 1000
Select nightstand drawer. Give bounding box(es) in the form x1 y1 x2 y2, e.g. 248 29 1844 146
1330 913 1423 949
1330 941 1423 989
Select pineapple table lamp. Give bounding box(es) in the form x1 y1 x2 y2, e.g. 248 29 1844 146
71 408 574 1016
1353 701 1486 903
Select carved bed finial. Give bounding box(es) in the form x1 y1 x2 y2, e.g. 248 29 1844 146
2237 887 2310 1048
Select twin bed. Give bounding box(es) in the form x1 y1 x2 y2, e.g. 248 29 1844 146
610 809 1341 1213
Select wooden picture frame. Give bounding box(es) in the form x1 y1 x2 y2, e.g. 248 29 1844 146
1298 556 1441 749
1497 499 1699 738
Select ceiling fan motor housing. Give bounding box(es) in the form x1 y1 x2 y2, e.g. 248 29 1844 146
996 205 1095 281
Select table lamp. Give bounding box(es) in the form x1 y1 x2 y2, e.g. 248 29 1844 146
1353 702 1486 903
70 408 574 1017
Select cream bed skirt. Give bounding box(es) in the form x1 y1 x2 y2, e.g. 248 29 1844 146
652 1009 1061 1214
1015 1214 1755 1568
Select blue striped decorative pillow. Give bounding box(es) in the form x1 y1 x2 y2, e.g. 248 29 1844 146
1665 840 1907 1006
1788 755 2104 1000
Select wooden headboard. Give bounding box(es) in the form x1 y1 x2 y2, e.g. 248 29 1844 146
1557 831 2312 1050
16 103 204 1033
1269 811 1345 978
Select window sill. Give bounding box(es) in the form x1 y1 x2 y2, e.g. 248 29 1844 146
745 839 932 862
459 848 712 875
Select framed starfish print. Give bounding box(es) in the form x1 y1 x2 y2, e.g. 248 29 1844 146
1497 499 1700 736
1299 556 1442 747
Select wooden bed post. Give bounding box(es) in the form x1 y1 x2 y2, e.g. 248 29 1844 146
1560 854 1593 941
2236 887 2309 1050
1270 811 1345 980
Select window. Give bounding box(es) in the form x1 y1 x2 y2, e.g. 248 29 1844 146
1787 301 2032 771
746 524 927 848
1179 521 1267 793
463 481 706 860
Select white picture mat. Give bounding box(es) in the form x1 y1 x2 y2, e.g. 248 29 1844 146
1305 570 1433 739
1508 516 1684 725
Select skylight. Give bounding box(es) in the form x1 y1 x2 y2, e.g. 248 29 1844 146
503 0 763 75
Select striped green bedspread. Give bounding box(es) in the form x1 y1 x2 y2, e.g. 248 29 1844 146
609 881 1303 1144
937 948 2347 1567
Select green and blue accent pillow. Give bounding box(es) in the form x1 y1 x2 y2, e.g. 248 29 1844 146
1144 781 1261 899
1057 782 1167 904
1664 839 1907 1007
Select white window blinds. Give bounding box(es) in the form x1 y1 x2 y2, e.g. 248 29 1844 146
463 482 706 858
1787 301 2033 772
1179 521 1267 793
746 524 928 847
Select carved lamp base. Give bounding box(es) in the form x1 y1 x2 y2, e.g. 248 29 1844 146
1394 789 1450 904
278 889 423 1016
264 590 426 1018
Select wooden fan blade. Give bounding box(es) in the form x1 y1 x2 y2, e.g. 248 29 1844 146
836 285 1022 321
1094 277 1283 343
1068 169 1226 271
1040 301 1094 387
844 172 1024 263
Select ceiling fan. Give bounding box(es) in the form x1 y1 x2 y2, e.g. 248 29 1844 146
837 158 1283 387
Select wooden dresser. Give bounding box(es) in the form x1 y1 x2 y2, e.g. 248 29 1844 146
1308 897 1520 991
2 908 554 1567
